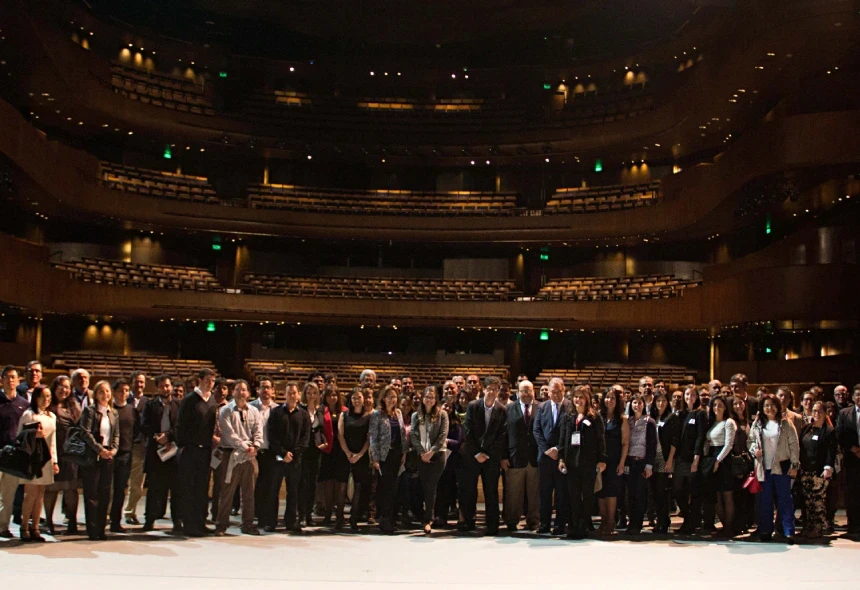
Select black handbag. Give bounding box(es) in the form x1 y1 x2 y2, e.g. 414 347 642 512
731 450 753 479
63 426 97 466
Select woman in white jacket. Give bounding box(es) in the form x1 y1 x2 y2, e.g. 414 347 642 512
748 394 799 543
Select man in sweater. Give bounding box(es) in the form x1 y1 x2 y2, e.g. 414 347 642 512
176 368 219 537
215 380 262 536
265 382 310 533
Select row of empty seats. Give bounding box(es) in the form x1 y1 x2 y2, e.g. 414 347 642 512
100 162 218 203
545 182 660 213
248 184 518 215
538 274 700 301
110 64 216 115
241 274 517 301
244 360 509 393
53 257 223 292
52 351 217 388
537 363 697 390
560 94 654 126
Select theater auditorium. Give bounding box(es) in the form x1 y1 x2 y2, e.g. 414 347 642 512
0 0 859 587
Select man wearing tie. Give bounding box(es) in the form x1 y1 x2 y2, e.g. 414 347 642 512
503 380 539 532
460 376 507 535
835 384 860 540
533 377 570 535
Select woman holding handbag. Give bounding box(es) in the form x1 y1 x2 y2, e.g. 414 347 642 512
730 396 755 534
17 385 59 542
798 401 837 538
558 386 607 539
78 381 119 541
410 385 449 534
748 394 799 543
369 385 407 533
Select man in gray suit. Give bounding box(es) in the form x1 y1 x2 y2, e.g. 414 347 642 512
503 380 539 532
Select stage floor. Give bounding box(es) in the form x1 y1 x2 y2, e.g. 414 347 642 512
2 506 859 589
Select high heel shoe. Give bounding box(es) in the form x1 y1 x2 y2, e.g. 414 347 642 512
20 526 31 542
30 525 46 543
424 523 432 535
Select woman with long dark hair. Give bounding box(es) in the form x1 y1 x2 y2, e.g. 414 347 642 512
749 394 799 542
798 401 837 538
674 386 707 534
702 395 737 537
370 385 406 533
78 380 119 540
652 393 678 534
596 386 628 535
624 394 657 535
434 399 463 528
411 385 449 534
17 385 58 542
317 383 345 526
558 386 606 539
336 388 370 531
730 396 755 534
299 382 328 527
44 375 81 536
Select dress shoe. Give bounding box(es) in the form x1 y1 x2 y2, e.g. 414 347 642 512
110 525 127 533
170 525 185 536
485 527 499 537
242 527 261 536
142 522 155 532
537 526 551 535
551 527 565 536
305 514 314 527
214 529 227 537
45 523 56 536
263 525 277 533
125 516 140 526
231 508 239 517
0 529 13 539
30 527 46 543
289 524 303 534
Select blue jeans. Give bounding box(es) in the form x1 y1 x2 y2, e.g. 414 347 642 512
758 469 795 536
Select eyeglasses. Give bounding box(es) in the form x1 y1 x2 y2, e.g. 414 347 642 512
467 380 479 384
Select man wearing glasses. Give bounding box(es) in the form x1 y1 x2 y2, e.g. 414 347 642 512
16 361 42 402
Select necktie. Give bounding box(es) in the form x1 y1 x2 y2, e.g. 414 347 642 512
524 404 530 422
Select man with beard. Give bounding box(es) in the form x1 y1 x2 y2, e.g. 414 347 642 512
464 374 481 402
16 361 42 402
124 371 148 526
141 375 181 532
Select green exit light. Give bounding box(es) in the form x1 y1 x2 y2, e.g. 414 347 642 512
594 159 603 173
207 322 216 332
540 253 549 261
543 83 552 90
765 347 772 354
219 71 228 78
765 213 772 235
212 243 221 251
163 145 172 159
540 330 550 341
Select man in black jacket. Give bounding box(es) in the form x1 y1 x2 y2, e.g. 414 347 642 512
460 376 507 535
503 379 539 532
835 384 860 539
264 382 310 533
175 368 218 537
141 374 181 532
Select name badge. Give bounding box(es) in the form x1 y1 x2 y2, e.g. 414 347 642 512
688 418 696 425
571 432 582 446
811 435 819 441
658 421 665 427
582 419 591 427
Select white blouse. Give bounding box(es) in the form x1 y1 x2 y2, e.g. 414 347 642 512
762 420 780 470
706 418 737 463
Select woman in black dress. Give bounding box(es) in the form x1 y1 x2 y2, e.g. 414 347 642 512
317 383 345 526
43 375 82 535
596 386 629 536
336 387 370 530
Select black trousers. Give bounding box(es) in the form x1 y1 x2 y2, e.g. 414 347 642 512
434 466 461 523
145 458 180 525
267 459 302 529
376 449 401 525
674 461 703 530
210 448 232 521
110 450 132 527
298 448 321 519
627 459 649 531
417 454 445 524
82 458 114 539
461 456 500 530
845 462 860 534
539 457 568 530
652 472 673 531
566 464 597 535
179 445 211 534
254 449 277 522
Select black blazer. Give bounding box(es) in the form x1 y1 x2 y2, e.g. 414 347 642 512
558 411 607 469
675 408 707 463
140 396 179 472
799 422 837 473
655 411 680 462
533 398 570 462
505 401 539 468
836 406 860 467
463 399 507 461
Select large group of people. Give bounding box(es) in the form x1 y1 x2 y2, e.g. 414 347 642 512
0 361 858 545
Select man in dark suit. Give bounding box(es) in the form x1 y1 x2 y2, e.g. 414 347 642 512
835 384 860 539
533 377 570 535
503 380 539 532
141 374 181 533
729 373 759 420
460 376 507 535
